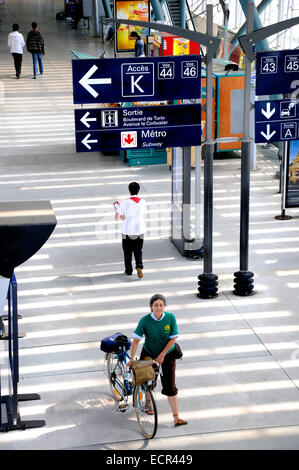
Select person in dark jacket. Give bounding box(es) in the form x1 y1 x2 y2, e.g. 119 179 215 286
72 0 83 29
26 22 45 79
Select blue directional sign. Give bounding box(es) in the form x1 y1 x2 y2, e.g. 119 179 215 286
255 99 299 143
256 49 299 96
74 103 201 152
72 56 201 104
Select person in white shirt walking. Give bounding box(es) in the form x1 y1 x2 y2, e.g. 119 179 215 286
114 182 146 278
8 24 25 79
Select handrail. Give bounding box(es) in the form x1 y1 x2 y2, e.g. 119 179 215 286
163 0 177 28
163 0 197 31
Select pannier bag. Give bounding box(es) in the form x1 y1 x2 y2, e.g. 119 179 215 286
131 358 156 385
100 332 131 354
172 343 183 360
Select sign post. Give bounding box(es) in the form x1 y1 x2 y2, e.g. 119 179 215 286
233 1 255 297
275 141 292 220
197 3 218 299
236 11 299 296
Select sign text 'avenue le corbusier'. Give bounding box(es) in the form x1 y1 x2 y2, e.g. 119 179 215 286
74 104 202 152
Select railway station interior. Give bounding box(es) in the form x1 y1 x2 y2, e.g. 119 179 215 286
1 0 299 451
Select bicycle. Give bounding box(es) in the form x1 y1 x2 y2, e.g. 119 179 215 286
102 334 159 439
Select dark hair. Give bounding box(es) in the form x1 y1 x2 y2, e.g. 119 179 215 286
150 294 166 309
128 182 140 195
32 22 37 29
130 31 141 40
12 24 19 31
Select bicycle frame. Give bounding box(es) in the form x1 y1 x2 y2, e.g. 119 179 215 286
106 350 160 438
109 349 134 399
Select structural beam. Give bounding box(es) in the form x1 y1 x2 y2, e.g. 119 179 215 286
230 0 271 53
150 0 165 21
239 16 299 62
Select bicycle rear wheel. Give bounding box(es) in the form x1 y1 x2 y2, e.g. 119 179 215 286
106 353 125 401
133 384 158 439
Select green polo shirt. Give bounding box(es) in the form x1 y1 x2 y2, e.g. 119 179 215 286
133 311 179 358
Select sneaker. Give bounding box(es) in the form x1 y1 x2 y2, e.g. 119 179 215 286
137 268 143 279
124 271 132 276
33 76 37 79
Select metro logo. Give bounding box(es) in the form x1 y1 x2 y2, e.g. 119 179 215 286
121 131 137 148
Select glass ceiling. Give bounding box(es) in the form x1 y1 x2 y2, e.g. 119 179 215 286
184 0 298 51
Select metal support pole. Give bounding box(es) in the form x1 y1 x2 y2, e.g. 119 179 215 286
102 0 113 18
222 1 229 61
230 0 269 53
194 145 201 241
150 0 165 21
234 1 254 296
198 3 218 299
275 141 292 221
94 0 100 37
183 147 191 242
179 0 186 29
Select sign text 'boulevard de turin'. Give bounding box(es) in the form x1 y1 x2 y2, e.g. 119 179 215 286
75 104 202 152
72 55 202 152
255 49 299 144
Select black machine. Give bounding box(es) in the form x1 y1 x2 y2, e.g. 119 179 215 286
170 147 204 259
0 201 56 432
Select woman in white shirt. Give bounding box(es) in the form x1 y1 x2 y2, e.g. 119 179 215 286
8 24 25 79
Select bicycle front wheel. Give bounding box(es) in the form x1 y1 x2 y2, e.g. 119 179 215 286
106 353 125 401
133 384 158 439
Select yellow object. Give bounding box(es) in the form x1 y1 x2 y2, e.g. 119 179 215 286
131 358 155 385
115 0 149 51
173 38 189 56
238 51 245 70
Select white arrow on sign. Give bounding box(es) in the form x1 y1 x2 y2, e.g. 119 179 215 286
261 102 276 120
80 111 97 128
82 133 98 150
79 65 112 99
260 124 276 141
